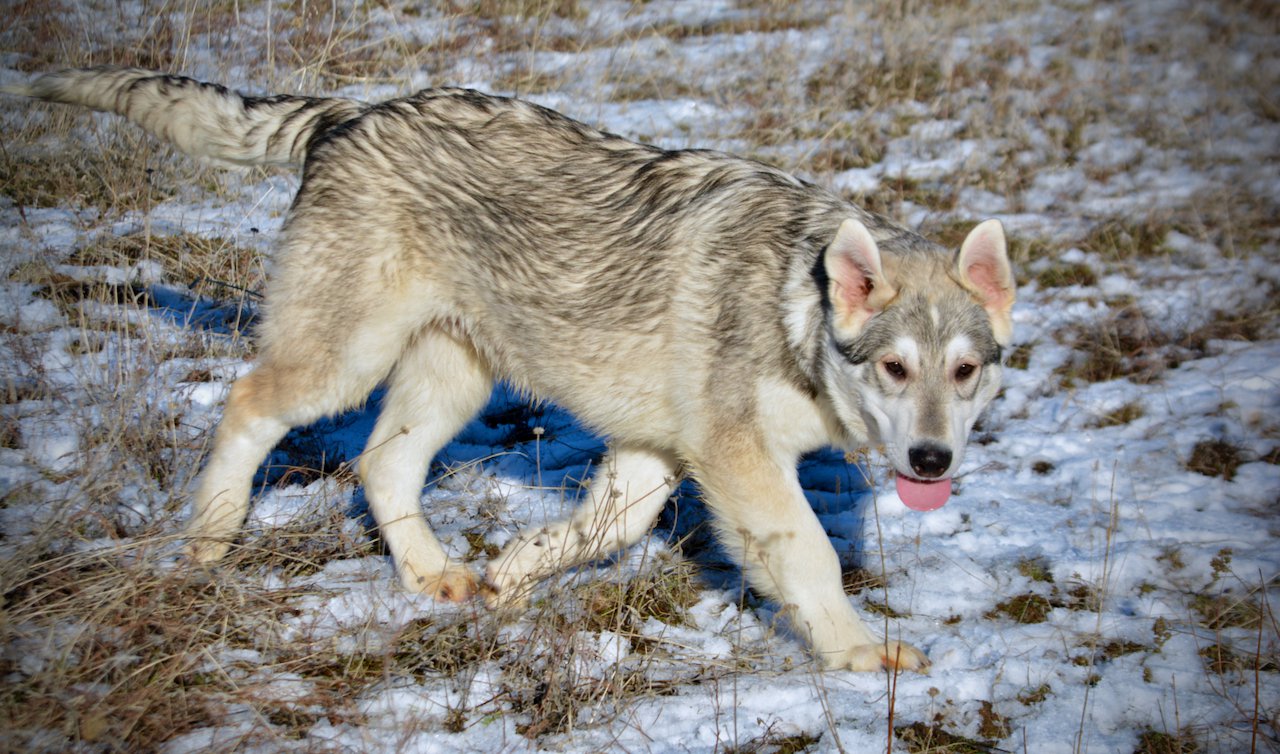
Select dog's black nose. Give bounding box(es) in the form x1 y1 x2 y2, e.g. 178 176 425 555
908 444 952 478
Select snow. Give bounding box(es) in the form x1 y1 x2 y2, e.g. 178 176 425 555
2 0 1278 752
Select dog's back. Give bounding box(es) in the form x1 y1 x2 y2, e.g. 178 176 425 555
269 85 883 440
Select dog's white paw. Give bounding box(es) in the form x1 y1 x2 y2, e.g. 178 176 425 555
482 530 557 608
182 537 234 564
399 564 479 602
482 560 534 609
840 640 929 673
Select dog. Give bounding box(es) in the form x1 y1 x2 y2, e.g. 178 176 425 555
8 67 1015 672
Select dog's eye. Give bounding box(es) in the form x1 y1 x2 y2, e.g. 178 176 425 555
883 360 908 380
955 363 977 381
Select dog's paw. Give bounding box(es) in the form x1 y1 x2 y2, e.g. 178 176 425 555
483 532 552 609
481 564 533 610
181 537 233 564
400 565 479 602
118 537 212 583
842 640 929 673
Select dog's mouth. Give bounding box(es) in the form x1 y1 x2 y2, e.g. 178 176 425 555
894 473 952 511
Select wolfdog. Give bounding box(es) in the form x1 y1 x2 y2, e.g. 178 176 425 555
8 67 1015 672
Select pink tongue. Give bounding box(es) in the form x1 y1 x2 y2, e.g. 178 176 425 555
896 475 952 511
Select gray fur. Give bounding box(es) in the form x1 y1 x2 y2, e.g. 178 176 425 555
9 67 1017 674
6 67 365 166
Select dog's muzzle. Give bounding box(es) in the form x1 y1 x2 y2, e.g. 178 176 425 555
908 443 952 479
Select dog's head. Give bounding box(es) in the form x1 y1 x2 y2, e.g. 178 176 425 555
821 218 1015 510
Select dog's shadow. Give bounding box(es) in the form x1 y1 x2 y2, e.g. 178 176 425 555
250 382 876 596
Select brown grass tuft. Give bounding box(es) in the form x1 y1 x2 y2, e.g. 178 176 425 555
1036 262 1098 289
1 544 309 750
895 720 996 753
988 593 1054 624
1088 401 1146 429
1185 439 1245 482
1054 308 1170 386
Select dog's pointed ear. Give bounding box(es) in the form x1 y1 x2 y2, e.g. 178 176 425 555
825 218 897 338
956 219 1016 345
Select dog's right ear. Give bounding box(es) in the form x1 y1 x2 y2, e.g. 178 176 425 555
825 218 897 338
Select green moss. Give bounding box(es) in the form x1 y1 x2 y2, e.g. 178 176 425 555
1016 556 1055 583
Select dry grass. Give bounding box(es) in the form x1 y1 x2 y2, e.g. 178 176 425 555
1087 401 1146 429
1051 293 1278 390
1 546 322 750
465 0 585 22
1185 439 1247 482
1053 308 1171 387
0 527 724 751
1133 728 1203 754
1036 262 1098 289
895 720 995 753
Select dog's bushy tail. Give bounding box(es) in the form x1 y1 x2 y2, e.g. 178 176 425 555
4 66 366 168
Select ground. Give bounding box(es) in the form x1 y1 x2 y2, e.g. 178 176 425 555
0 1 1277 752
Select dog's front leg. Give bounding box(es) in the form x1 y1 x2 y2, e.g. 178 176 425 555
694 436 927 673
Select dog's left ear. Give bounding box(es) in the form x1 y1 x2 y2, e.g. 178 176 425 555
826 218 898 338
956 219 1016 345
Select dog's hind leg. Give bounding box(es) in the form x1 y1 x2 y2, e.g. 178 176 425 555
185 349 396 562
485 445 680 605
358 328 492 601
184 367 296 563
185 233 433 565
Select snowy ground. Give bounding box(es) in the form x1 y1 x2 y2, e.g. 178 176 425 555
1 1 1278 752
